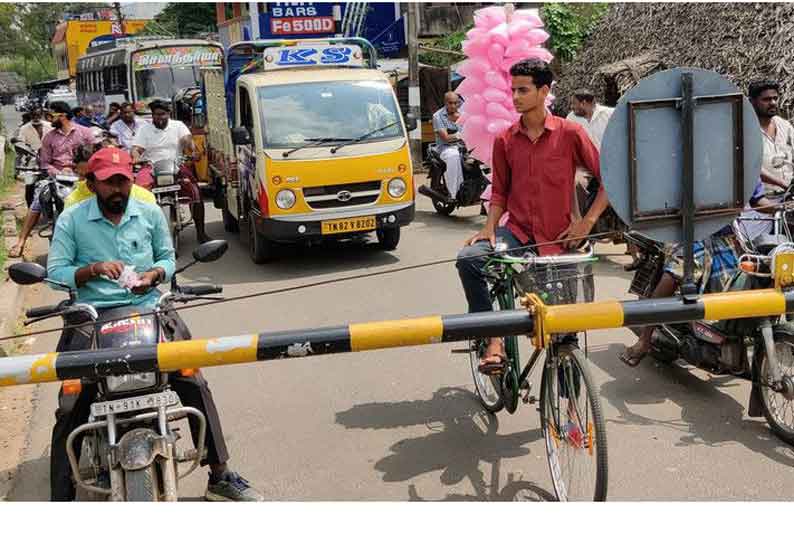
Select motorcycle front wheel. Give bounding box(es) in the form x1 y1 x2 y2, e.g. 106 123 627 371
124 465 159 501
757 338 794 445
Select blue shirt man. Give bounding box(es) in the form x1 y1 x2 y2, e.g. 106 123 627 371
47 148 174 309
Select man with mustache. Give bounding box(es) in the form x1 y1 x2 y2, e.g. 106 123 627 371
46 148 264 501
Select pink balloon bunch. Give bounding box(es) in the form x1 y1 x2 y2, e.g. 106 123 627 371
456 6 553 166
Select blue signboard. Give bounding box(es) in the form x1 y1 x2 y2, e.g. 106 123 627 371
227 2 405 58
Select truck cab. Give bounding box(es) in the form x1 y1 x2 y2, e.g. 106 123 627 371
203 38 417 264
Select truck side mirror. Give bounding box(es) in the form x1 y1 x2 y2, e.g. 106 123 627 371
404 112 418 133
231 126 252 146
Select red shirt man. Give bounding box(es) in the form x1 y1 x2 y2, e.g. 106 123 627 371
457 59 609 370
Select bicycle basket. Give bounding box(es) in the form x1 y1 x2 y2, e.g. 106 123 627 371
513 262 592 306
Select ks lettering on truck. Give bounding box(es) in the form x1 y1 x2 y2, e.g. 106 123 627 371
264 45 364 69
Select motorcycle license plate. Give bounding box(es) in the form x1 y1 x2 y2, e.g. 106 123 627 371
91 390 179 418
151 185 181 194
321 216 376 235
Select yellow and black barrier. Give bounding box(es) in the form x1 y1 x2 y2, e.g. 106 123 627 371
1 287 793 388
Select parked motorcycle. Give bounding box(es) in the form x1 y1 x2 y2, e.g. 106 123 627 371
419 128 491 216
625 190 794 444
8 240 229 501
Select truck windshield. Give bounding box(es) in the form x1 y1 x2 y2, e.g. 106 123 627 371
257 80 402 147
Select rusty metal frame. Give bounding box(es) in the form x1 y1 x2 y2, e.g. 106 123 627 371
627 91 745 225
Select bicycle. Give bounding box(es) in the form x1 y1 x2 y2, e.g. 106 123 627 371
466 241 608 501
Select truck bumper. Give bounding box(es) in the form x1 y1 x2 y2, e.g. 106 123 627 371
253 202 415 242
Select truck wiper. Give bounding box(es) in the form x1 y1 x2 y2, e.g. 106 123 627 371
282 137 354 158
330 121 400 154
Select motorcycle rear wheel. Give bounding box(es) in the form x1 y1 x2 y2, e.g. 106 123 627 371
432 199 456 216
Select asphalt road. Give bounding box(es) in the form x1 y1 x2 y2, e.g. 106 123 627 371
4 105 794 501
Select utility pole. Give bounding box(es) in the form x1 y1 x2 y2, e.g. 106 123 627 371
113 2 125 34
406 3 422 171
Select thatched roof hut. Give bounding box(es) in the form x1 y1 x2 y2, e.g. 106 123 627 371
554 3 794 117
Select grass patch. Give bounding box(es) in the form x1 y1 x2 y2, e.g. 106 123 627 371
0 142 18 277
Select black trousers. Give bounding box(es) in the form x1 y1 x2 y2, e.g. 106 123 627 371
50 309 230 501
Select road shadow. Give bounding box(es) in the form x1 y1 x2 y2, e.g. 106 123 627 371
335 387 552 501
177 219 402 286
5 455 49 501
590 342 794 466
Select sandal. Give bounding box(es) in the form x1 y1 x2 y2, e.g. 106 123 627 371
478 340 507 375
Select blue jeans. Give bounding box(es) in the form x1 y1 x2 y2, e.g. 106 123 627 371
456 227 526 313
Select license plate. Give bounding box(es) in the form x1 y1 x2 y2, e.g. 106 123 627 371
151 185 181 194
321 216 376 235
91 390 179 418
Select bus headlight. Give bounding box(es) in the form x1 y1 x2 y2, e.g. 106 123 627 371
275 189 296 209
388 177 407 198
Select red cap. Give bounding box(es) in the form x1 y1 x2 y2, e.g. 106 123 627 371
87 148 133 182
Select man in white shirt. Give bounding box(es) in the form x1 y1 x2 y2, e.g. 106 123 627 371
749 80 794 195
566 89 614 149
132 99 211 243
17 108 53 153
109 102 147 152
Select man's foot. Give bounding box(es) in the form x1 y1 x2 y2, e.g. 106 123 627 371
478 339 506 375
205 471 264 502
618 342 649 368
197 234 214 244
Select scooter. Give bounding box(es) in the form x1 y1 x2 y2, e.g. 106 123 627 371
625 189 794 445
8 240 229 501
419 128 491 216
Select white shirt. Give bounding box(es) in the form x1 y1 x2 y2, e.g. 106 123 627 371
110 117 148 152
760 115 794 194
132 119 191 165
566 104 614 150
17 121 53 152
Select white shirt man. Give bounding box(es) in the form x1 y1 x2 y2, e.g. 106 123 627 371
760 115 794 191
565 95 614 150
110 115 147 152
432 92 464 198
17 117 53 153
132 117 191 165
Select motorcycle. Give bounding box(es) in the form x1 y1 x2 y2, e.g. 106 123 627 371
135 157 194 258
419 128 491 216
625 188 794 445
8 239 229 501
11 138 40 207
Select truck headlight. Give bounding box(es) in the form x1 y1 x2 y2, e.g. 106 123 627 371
275 189 296 209
105 372 157 393
388 177 407 198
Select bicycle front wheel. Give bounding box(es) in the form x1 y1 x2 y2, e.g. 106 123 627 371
539 344 608 501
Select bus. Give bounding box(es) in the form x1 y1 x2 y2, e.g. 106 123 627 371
76 38 224 184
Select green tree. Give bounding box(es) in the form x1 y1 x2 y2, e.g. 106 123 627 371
541 3 609 63
140 3 217 39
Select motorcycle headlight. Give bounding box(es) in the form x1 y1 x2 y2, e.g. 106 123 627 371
276 189 296 209
105 372 157 394
388 177 407 198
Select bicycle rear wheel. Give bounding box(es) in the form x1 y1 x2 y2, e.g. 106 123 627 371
539 344 607 501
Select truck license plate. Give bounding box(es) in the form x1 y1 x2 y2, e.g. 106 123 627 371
321 216 376 235
91 390 179 418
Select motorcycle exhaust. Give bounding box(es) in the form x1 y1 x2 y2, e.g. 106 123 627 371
418 184 455 204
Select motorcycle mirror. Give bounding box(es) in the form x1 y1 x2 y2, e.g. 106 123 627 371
192 240 228 263
231 126 252 146
8 262 47 285
404 112 418 133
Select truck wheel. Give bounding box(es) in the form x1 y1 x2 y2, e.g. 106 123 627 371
376 227 400 251
248 211 275 264
222 207 239 233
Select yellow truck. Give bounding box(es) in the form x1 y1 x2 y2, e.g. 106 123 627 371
203 38 417 264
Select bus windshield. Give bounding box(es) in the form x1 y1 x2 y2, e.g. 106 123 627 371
131 45 222 104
